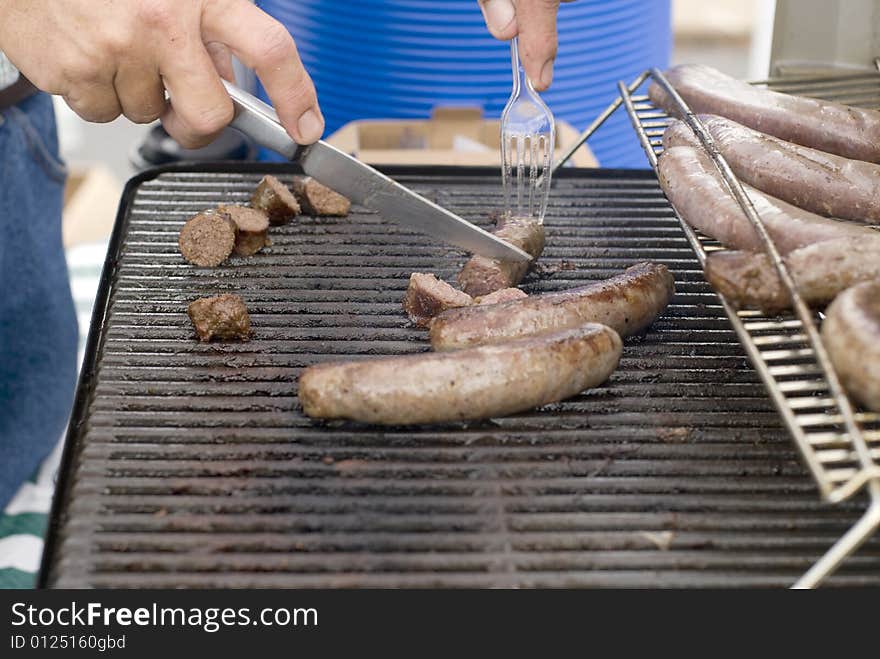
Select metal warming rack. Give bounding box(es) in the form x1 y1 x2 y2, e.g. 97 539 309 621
559 69 880 587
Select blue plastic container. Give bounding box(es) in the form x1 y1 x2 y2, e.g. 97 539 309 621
256 0 670 168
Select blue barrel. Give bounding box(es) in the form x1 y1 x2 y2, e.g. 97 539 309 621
256 0 670 168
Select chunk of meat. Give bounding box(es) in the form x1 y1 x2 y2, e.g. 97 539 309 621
187 294 251 342
403 273 473 328
475 288 528 305
292 176 351 216
251 175 301 225
457 214 545 296
218 205 269 256
178 211 237 267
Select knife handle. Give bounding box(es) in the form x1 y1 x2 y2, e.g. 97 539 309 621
222 79 304 161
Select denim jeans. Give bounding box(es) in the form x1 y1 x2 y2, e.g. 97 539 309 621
0 93 78 509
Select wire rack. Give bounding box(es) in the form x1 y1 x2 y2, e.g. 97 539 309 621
558 68 880 588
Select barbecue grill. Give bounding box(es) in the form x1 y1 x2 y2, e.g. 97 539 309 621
38 151 880 587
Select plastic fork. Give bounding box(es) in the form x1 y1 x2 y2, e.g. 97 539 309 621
501 36 556 222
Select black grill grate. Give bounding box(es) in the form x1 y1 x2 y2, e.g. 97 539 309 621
41 165 880 587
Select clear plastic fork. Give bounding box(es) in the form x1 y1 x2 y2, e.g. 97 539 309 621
500 36 556 222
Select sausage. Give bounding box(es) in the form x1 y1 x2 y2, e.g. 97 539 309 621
251 175 301 225
475 287 528 305
178 211 237 267
298 324 622 425
403 273 473 328
292 176 351 216
658 145 877 254
430 262 674 351
822 281 880 412
218 205 269 256
457 214 545 296
187 294 251 342
703 237 880 313
648 63 880 163
664 114 880 223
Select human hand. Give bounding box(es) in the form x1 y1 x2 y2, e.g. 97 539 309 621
0 0 324 147
478 0 576 91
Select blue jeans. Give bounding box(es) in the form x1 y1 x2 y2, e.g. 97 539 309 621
0 92 78 509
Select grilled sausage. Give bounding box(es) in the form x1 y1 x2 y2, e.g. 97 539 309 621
431 262 674 351
648 63 880 163
251 175 301 225
292 176 351 216
822 281 880 412
664 114 880 223
218 205 270 256
403 273 474 328
188 294 251 342
457 214 545 297
658 145 876 254
298 324 622 425
475 287 528 305
703 237 880 313
178 211 237 267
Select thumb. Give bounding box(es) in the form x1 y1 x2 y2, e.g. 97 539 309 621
479 0 517 40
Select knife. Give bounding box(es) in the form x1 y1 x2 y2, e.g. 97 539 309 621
222 80 531 263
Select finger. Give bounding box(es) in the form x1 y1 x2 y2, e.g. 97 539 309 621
159 43 234 149
114 63 167 124
63 81 123 123
478 0 517 40
206 41 236 83
201 0 324 144
515 0 561 91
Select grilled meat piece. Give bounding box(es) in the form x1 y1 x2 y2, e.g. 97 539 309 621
432 262 674 351
292 176 351 216
648 63 880 163
187 294 251 342
703 237 880 313
403 273 474 328
658 145 876 254
457 214 545 296
475 288 528 305
178 211 237 267
298 324 622 425
218 205 269 256
251 175 301 225
664 114 880 223
822 280 880 412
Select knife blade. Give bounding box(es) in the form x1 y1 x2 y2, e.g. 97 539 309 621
222 80 530 263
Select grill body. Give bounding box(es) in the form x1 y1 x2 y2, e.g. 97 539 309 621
41 164 880 588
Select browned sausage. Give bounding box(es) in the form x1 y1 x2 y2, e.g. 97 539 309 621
292 176 351 216
703 237 880 313
664 114 880 223
822 281 880 412
648 63 880 163
188 294 251 342
430 262 674 351
658 145 876 254
457 214 545 296
403 272 474 328
298 324 622 425
178 211 237 267
218 205 269 256
251 175 301 225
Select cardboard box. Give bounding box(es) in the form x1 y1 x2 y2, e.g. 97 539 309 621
326 107 598 167
62 164 123 247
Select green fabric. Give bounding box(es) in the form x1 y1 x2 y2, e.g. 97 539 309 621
0 568 36 589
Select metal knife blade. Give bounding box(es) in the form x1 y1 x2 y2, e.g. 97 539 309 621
222 80 531 263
